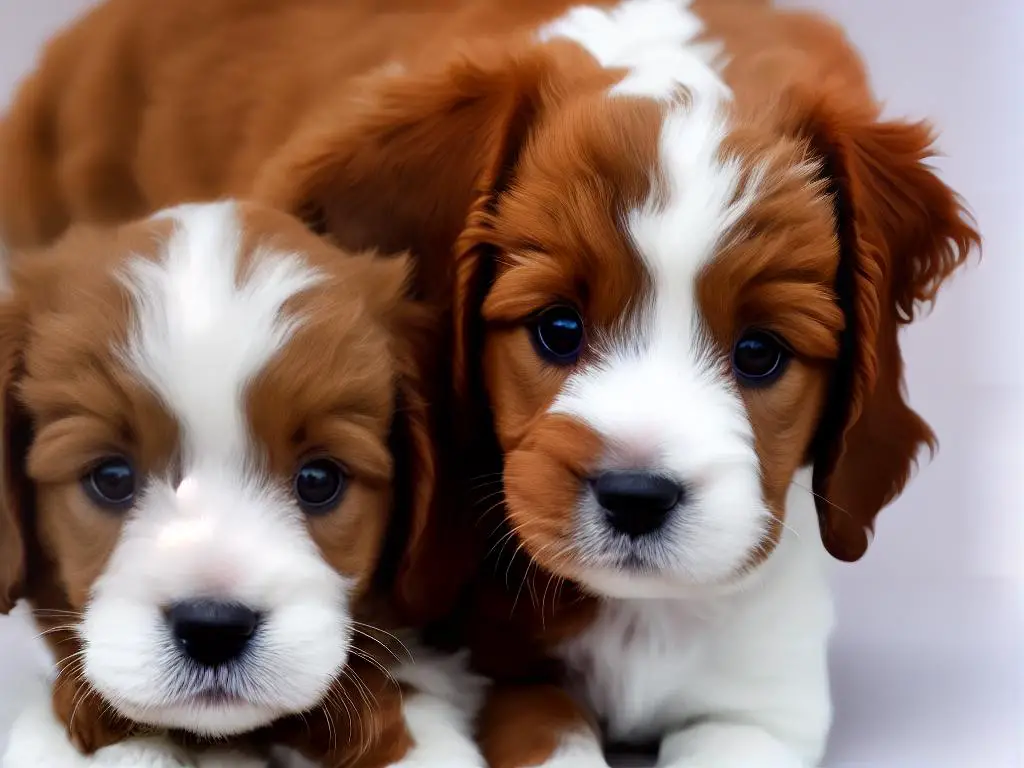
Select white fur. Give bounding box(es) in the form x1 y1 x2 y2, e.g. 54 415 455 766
551 98 766 592
388 648 490 767
1 687 266 767
80 202 352 736
556 483 833 766
535 2 834 765
538 0 727 100
534 731 610 768
3 698 189 768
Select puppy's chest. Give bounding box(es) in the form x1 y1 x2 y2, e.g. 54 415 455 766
555 599 725 742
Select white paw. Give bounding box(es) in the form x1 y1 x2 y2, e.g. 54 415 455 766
385 757 485 768
88 738 192 768
531 732 610 768
194 749 270 768
2 699 189 768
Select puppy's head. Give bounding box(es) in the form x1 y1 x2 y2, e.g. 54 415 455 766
0 201 437 735
251 6 978 596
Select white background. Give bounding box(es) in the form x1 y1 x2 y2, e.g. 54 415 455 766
0 1 1020 765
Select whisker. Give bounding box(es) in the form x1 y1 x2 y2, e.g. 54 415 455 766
350 624 409 663
789 478 851 519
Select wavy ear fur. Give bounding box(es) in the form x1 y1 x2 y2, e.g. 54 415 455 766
250 40 594 391
779 87 980 561
251 42 587 606
363 254 474 626
0 290 32 613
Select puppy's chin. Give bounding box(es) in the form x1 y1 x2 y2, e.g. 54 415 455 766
118 700 284 737
572 563 759 601
81 596 350 736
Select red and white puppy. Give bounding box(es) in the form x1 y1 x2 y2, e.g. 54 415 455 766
0 1 978 766
0 202 484 768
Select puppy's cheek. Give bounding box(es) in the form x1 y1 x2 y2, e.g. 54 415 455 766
503 415 605 577
80 598 168 709
257 600 352 711
483 329 572 454
306 484 390 592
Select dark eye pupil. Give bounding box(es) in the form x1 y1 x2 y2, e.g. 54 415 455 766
535 306 585 362
294 459 345 512
87 459 135 506
733 331 785 382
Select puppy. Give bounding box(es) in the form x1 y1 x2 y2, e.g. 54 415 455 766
0 1 979 765
0 201 484 767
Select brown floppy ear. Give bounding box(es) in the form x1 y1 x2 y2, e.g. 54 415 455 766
250 41 594 387
785 90 980 561
362 254 474 625
250 41 582 260
0 290 32 613
250 41 587 553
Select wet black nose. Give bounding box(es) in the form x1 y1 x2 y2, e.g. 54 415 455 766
167 600 259 667
592 471 684 538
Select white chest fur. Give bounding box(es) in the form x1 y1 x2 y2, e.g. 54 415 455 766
556 490 836 752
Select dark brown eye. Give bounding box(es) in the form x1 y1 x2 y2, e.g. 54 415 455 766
83 457 136 510
532 305 585 364
732 330 789 386
294 458 347 514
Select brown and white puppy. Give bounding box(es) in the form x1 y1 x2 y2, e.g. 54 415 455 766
0 1 978 766
0 201 484 768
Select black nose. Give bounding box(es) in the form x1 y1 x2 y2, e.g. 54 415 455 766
166 600 259 668
592 471 684 538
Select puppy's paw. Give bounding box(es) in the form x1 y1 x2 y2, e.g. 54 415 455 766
2 699 185 768
194 749 272 768
87 738 192 768
386 758 485 768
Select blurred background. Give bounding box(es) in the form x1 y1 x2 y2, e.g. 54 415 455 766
0 1 1020 765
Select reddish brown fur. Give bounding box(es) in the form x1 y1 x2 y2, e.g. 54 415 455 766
0 0 979 764
0 205 452 765
479 685 598 768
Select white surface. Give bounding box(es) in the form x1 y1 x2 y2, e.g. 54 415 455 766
0 1 1021 766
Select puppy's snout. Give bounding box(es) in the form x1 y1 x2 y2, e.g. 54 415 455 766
166 600 260 668
591 471 684 538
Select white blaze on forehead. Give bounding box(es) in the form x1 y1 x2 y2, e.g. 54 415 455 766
537 0 728 100
120 201 321 466
550 100 770 587
553 104 762 432
83 202 350 735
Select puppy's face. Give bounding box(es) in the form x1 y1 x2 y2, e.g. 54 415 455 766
0 202 418 735
479 97 842 595
248 2 976 601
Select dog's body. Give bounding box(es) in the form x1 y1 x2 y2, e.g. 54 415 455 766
0 202 486 768
1 1 978 767
2 0 850 258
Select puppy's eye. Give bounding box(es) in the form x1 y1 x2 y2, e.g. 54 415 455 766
294 458 348 514
732 330 789 386
83 457 136 510
532 305 585 364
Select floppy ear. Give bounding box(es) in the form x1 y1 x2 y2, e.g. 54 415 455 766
361 254 475 625
250 40 597 390
784 90 980 561
0 292 32 613
252 42 553 254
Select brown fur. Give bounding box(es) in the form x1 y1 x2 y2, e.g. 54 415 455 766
0 204 450 765
479 684 597 768
0 0 979 764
